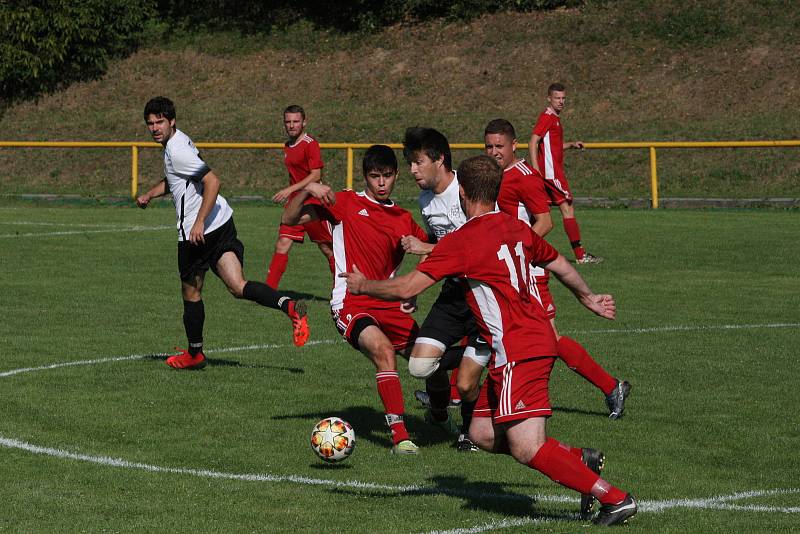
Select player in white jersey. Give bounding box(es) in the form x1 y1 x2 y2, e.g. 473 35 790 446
136 97 309 370
400 127 488 452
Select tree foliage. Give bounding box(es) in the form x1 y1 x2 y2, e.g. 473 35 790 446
0 0 573 104
0 0 155 103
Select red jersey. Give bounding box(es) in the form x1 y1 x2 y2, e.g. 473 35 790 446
496 159 549 225
497 158 553 313
319 190 428 311
283 134 324 186
417 211 559 368
532 108 568 189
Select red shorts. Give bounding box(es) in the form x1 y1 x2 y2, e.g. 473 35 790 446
278 219 332 244
474 356 556 424
530 267 556 320
332 304 419 351
543 175 573 206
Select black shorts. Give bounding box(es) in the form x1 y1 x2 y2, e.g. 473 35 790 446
417 278 480 350
177 217 245 282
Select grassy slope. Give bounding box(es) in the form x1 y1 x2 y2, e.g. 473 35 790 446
1 0 799 200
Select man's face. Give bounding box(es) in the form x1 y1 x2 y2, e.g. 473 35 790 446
408 151 441 190
547 90 566 114
484 133 517 169
283 112 306 139
364 167 397 202
145 114 175 145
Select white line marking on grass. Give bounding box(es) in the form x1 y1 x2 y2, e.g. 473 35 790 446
0 225 172 238
431 489 800 534
1 221 151 228
0 434 564 504
572 322 800 335
0 339 341 378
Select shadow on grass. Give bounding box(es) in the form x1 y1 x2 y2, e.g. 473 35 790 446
142 354 304 374
272 405 459 448
329 473 577 522
551 405 608 418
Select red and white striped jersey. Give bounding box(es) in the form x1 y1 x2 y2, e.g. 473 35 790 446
319 190 428 311
496 159 549 225
417 211 559 367
283 134 324 186
532 108 571 198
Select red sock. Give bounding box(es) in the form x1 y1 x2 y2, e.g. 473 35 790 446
563 217 584 259
529 438 597 493
327 254 335 274
557 337 618 395
376 371 409 444
266 252 289 289
449 368 461 402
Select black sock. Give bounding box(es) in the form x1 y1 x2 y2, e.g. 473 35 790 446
426 367 451 420
439 345 466 371
242 281 284 311
460 398 477 434
183 300 204 356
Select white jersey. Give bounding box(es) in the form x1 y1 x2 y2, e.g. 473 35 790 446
418 171 467 241
163 129 233 242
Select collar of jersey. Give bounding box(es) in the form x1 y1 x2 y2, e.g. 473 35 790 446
356 190 395 207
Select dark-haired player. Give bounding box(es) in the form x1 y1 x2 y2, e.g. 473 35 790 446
400 126 486 452
136 96 309 370
530 83 601 264
283 145 428 455
341 155 637 526
265 105 334 289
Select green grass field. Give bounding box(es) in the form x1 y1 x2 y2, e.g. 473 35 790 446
1 203 798 532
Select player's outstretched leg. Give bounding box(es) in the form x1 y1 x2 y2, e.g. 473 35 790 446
556 336 630 419
241 282 310 347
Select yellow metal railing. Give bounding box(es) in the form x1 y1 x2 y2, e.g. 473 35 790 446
1 140 798 208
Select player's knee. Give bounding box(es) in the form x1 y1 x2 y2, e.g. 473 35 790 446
227 280 246 298
468 421 495 451
456 379 479 402
408 356 440 379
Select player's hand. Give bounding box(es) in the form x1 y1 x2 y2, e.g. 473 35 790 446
189 221 205 245
339 264 365 294
136 193 151 209
272 187 293 204
400 297 417 314
400 235 431 255
306 183 335 206
580 293 615 320
572 141 585 150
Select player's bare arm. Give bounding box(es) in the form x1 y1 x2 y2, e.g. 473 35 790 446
189 171 220 245
400 235 435 255
531 210 554 237
565 140 584 150
542 255 616 320
272 168 322 204
136 179 167 209
529 133 542 172
340 267 436 302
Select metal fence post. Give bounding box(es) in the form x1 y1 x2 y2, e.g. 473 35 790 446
346 146 354 190
649 146 659 209
131 145 139 200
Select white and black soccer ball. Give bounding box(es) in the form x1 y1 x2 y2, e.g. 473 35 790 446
310 417 356 463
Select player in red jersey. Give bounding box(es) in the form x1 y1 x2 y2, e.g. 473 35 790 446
487 118 630 423
282 145 428 455
265 105 334 289
341 155 637 526
530 83 602 264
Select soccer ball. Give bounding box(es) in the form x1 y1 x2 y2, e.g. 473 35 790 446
310 417 356 463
